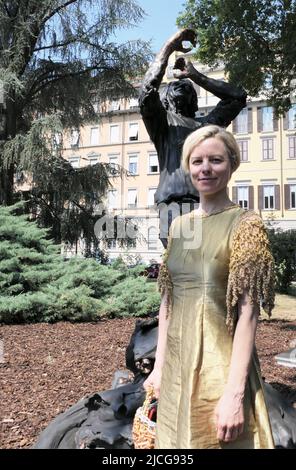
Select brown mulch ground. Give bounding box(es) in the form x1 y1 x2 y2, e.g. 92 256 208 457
0 318 296 449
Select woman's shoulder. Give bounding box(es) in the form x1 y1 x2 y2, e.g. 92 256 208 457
232 209 265 233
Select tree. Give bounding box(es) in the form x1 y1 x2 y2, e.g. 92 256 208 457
177 0 296 114
0 0 151 248
0 204 160 323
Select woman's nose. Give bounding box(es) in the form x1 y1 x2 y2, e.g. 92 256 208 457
201 159 211 172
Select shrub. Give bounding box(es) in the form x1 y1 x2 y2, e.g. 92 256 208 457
268 228 296 293
0 204 160 323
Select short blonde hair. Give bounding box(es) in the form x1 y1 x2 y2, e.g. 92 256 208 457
182 125 241 173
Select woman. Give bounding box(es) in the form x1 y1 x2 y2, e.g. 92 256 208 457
144 125 275 448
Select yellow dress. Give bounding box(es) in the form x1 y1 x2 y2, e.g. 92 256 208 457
156 205 275 449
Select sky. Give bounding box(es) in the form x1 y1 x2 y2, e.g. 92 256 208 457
115 0 186 52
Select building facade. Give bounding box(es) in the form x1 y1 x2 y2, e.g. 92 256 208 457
62 59 296 264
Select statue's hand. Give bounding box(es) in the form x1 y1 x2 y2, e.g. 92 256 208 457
173 58 196 80
168 29 197 53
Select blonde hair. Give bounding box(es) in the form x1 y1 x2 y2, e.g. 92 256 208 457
182 125 241 173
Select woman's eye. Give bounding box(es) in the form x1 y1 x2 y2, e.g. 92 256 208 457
192 159 202 164
212 158 222 163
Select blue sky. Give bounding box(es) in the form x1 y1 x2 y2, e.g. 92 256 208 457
115 0 185 52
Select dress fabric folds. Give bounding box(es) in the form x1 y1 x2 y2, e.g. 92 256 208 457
156 205 275 449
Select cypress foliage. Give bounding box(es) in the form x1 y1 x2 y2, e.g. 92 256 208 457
0 204 160 323
0 0 152 247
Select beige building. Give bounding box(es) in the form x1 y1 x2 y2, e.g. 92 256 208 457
62 59 296 263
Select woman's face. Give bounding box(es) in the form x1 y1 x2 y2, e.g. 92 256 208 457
189 137 232 196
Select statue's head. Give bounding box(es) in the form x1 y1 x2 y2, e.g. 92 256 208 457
161 79 198 118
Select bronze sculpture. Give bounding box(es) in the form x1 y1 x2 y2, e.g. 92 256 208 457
139 29 247 246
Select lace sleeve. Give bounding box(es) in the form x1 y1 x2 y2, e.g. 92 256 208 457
226 211 275 335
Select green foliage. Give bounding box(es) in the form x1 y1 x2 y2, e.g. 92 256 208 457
177 0 296 113
0 0 152 246
0 204 160 323
268 228 296 293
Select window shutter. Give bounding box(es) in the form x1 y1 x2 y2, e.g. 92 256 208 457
257 107 262 132
273 110 279 131
249 186 254 209
232 117 238 134
248 108 253 133
284 184 290 209
275 184 281 210
283 112 289 130
232 187 238 203
258 185 263 210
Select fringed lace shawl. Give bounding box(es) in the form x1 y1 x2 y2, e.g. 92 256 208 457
157 227 174 319
226 211 275 336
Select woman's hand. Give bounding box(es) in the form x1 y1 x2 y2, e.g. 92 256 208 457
143 367 162 399
214 390 245 442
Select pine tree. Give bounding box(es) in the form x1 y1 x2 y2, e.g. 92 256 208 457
0 204 160 323
0 0 151 247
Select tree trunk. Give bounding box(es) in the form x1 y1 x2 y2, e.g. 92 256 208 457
0 92 16 205
0 165 14 205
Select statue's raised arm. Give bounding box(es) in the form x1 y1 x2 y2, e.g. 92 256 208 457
173 56 247 126
140 29 197 97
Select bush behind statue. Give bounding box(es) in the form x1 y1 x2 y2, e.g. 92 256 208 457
268 228 296 294
0 204 160 323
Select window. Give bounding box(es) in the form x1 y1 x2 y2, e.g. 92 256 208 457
108 190 117 209
127 189 137 208
127 237 137 249
90 127 99 146
70 129 80 147
110 125 120 143
237 186 249 209
128 123 139 141
109 154 118 167
88 154 99 166
289 136 296 158
262 138 274 160
288 104 296 129
68 157 80 168
108 154 119 175
148 153 159 173
236 108 248 134
148 226 158 250
237 140 248 162
92 100 99 113
262 106 273 132
263 185 275 209
109 100 120 111
129 98 139 109
128 155 138 175
148 188 157 207
107 239 117 249
291 185 296 209
53 132 62 149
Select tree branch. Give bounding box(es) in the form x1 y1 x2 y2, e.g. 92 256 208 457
41 0 78 28
27 64 107 100
71 199 96 221
30 193 62 224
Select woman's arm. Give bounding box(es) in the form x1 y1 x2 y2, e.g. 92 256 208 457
143 290 170 398
214 289 259 442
